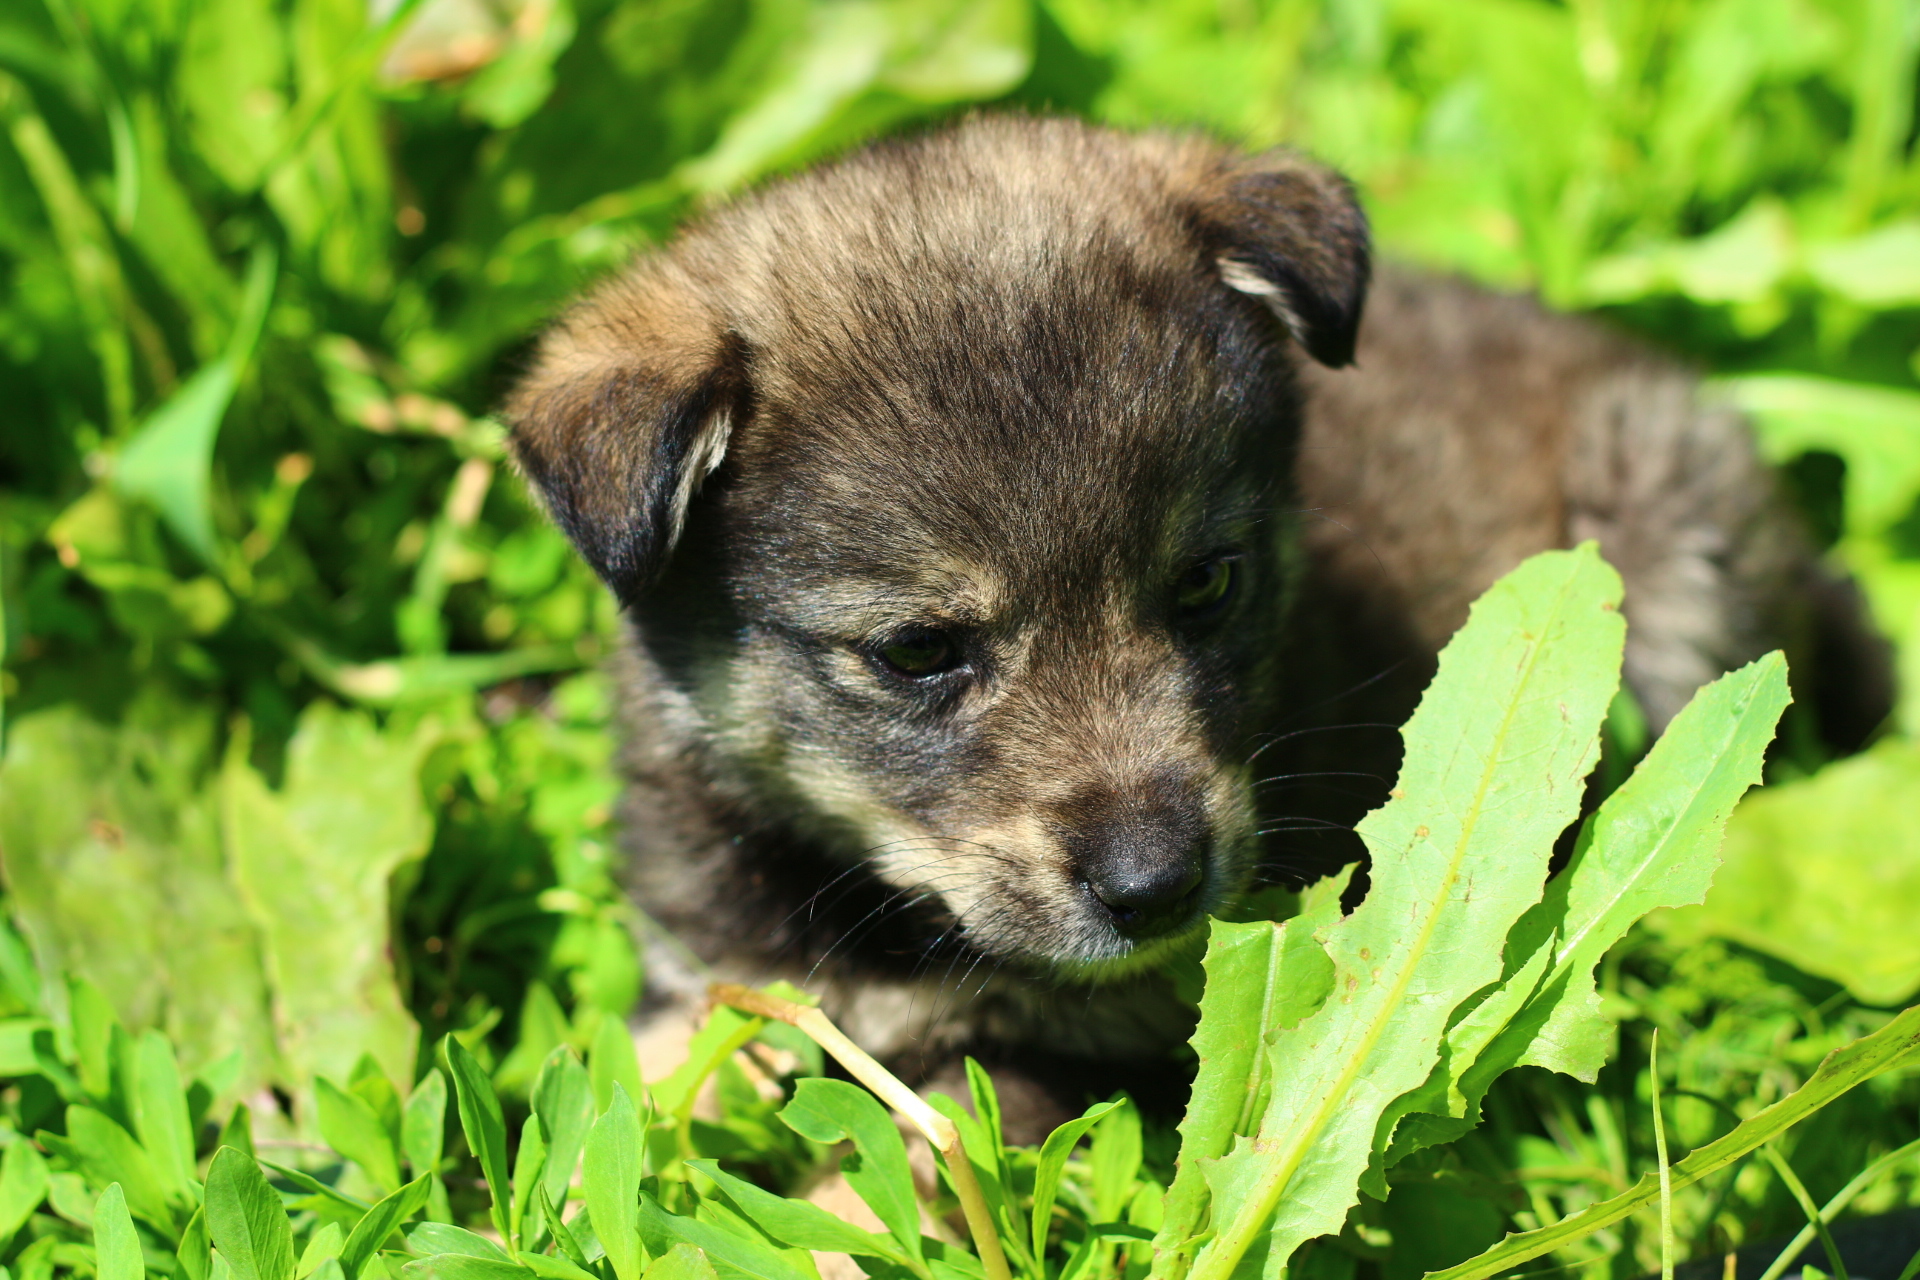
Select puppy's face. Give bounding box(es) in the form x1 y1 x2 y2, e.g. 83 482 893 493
509 120 1368 973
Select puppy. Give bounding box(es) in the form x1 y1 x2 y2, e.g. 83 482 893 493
506 116 1888 1108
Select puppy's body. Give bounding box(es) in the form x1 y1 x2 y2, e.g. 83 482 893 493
508 118 1887 1100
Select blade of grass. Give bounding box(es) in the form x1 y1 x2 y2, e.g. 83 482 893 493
1756 1146 1848 1280
1756 1137 1920 1280
1652 1031 1674 1280
1428 1003 1920 1280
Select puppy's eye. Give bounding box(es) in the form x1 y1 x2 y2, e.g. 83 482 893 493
875 629 963 678
1175 557 1237 619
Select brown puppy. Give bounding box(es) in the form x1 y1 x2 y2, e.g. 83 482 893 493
506 116 1887 1106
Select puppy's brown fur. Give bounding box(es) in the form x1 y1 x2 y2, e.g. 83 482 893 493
507 117 1888 1101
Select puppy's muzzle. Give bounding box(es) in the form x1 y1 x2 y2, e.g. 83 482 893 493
1059 782 1211 941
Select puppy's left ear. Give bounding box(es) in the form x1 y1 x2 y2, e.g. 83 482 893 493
1185 150 1371 368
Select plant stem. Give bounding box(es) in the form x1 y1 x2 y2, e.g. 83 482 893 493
710 983 1015 1280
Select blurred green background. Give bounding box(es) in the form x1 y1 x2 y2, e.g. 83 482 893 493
1 0 1920 1272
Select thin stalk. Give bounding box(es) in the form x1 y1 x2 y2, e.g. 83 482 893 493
710 983 1014 1280
1757 1137 1920 1280
1652 1032 1674 1280
1755 1146 1847 1280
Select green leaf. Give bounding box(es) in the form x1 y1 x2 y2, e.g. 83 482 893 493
686 1159 915 1268
205 1146 296 1280
66 1106 176 1232
1431 1003 1920 1280
258 1163 369 1215
179 1206 211 1280
401 1070 447 1179
588 1015 644 1119
518 1254 601 1280
1177 546 1626 1280
532 1048 593 1210
644 1008 755 1124
339 1175 432 1280
1089 1098 1141 1224
509 1113 545 1251
640 1245 718 1280
1666 737 1920 1006
131 1030 198 1205
442 1036 510 1243
1029 1102 1121 1262
317 1077 403 1195
112 242 275 564
93 1184 143 1280
0 1136 51 1244
404 1226 511 1264
779 1079 924 1267
1155 881 1347 1258
401 1259 536 1280
296 1223 344 1280
635 1195 809 1280
584 1083 644 1280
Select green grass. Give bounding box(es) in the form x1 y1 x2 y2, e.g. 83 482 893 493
2 2 1920 1279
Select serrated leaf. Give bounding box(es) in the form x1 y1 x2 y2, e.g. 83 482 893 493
442 1036 510 1243
780 1079 923 1267
585 1083 644 1280
686 1159 913 1268
318 1078 403 1196
1179 546 1625 1280
205 1146 296 1280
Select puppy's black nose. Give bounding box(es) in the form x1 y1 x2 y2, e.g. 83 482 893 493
1084 838 1205 937
1057 781 1210 940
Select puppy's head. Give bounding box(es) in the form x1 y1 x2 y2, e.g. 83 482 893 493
509 118 1368 973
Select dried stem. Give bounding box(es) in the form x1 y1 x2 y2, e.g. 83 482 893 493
710 983 1014 1280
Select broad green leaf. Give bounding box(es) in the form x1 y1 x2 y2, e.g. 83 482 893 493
1666 736 1920 1006
71 978 120 1104
1369 653 1791 1186
339 1174 433 1279
1716 374 1920 535
1178 546 1625 1280
317 1077 403 1195
132 1030 199 1206
686 1159 915 1268
588 1015 644 1118
225 705 435 1088
780 1079 924 1266
531 1048 592 1209
296 1223 344 1280
635 1195 809 1280
349 1056 404 1147
0 1137 50 1244
518 1255 600 1280
65 1106 175 1231
1029 1102 1121 1260
1432 1002 1920 1280
584 1083 644 1280
401 1071 446 1178
442 1036 509 1243
404 1226 510 1264
112 243 274 564
401 1259 535 1280
205 1146 296 1280
640 1245 718 1280
93 1184 142 1280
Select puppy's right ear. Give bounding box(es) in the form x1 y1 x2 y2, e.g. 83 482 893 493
506 270 747 605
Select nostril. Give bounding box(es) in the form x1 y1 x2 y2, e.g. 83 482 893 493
1083 845 1206 937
